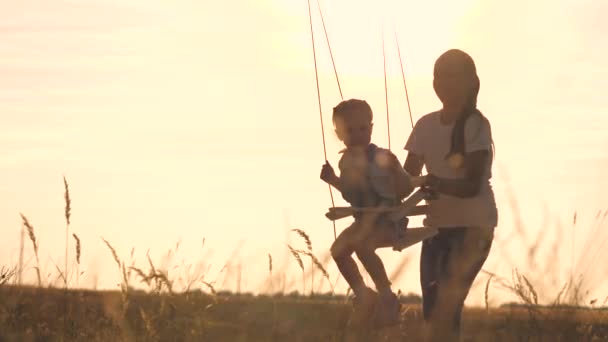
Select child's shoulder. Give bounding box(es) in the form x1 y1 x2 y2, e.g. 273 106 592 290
369 144 400 169
370 144 392 156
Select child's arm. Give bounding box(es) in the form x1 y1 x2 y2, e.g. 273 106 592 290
370 150 414 202
320 161 343 193
325 175 344 193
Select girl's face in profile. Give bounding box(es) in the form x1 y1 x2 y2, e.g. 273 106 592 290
433 59 475 113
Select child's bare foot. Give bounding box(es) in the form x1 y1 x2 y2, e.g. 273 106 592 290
347 287 378 328
373 291 401 328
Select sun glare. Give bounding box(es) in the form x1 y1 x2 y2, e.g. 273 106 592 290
267 0 479 78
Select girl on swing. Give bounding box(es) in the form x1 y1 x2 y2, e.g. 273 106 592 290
403 49 498 341
319 99 415 329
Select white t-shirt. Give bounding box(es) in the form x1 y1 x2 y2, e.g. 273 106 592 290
404 110 498 228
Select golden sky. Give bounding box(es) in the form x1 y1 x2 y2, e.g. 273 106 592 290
2 0 608 305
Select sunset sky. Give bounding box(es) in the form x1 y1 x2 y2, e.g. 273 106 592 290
2 0 607 305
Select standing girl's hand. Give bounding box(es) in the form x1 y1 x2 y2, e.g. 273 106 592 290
422 174 441 190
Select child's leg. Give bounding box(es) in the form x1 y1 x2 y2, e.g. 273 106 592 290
354 224 395 294
422 227 494 341
355 248 391 292
331 222 379 330
354 218 403 327
330 223 368 295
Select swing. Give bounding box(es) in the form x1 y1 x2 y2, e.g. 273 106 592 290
307 0 440 250
325 185 440 251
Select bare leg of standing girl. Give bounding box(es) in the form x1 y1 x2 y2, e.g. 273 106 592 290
420 227 494 341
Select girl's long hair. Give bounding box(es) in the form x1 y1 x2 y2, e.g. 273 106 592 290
434 49 495 168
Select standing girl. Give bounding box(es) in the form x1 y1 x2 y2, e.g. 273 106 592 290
402 49 498 341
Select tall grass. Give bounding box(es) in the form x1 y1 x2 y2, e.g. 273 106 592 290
63 176 71 289
19 213 41 287
3 177 608 341
0 267 15 286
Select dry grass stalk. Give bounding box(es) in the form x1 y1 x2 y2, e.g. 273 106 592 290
0 266 16 286
20 213 42 286
146 251 166 293
485 274 494 312
292 229 312 252
139 308 157 339
52 262 67 286
101 237 131 306
63 176 71 225
72 234 81 265
129 266 150 286
268 253 273 274
301 251 329 282
63 176 71 288
72 234 82 286
133 270 171 293
287 245 304 271
511 269 539 306
287 245 334 295
102 238 121 270
287 245 305 294
146 250 157 277
119 262 131 317
126 251 173 294
268 253 273 293
522 275 539 305
153 271 173 294
568 276 586 305
202 280 218 304
553 279 571 306
21 214 38 254
292 229 315 294
389 255 411 284
121 262 129 292
202 281 216 295
18 226 24 285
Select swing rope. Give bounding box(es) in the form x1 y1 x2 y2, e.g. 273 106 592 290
317 0 343 101
394 30 415 129
307 0 337 240
382 27 391 151
307 2 416 241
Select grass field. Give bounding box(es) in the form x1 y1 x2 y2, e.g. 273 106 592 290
1 284 607 341
3 178 608 341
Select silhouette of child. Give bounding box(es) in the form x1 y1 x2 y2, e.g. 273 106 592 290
320 98 413 328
